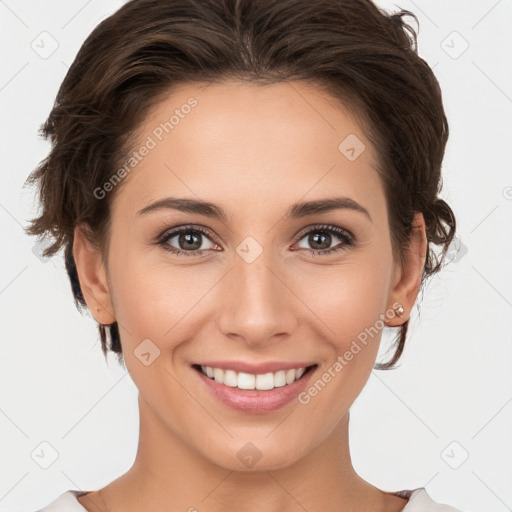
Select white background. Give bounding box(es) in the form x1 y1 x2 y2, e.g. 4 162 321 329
1 1 511 511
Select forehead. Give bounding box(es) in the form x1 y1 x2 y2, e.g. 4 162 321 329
111 80 385 222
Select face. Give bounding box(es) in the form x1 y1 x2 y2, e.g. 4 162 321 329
76 80 424 472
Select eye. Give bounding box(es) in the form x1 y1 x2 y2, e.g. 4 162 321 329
156 225 220 257
156 223 355 258
294 224 354 255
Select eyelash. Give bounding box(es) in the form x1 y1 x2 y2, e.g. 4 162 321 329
156 223 355 258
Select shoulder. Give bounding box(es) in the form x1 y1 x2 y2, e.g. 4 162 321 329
397 488 465 511
36 490 89 511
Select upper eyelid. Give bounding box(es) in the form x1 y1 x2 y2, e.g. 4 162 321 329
294 223 351 238
159 225 221 246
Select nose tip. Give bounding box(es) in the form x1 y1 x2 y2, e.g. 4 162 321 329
217 253 298 346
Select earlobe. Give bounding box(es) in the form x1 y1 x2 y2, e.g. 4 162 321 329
386 212 427 327
72 225 115 325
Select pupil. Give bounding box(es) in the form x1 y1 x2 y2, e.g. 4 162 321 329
310 232 330 250
180 232 201 250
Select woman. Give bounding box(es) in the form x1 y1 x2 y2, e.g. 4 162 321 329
26 0 462 510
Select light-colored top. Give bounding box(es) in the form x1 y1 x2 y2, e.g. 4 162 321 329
37 487 464 511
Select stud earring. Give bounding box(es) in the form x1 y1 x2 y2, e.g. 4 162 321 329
395 304 404 317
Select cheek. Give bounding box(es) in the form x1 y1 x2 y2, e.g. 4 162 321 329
107 247 217 348
295 258 392 347
294 262 391 424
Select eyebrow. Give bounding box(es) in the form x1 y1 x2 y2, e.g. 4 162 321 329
137 196 372 223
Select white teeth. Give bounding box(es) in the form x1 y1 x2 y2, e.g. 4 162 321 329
223 369 238 387
295 367 306 379
198 365 312 390
213 367 224 383
285 369 296 384
238 372 256 390
255 373 274 390
274 370 286 387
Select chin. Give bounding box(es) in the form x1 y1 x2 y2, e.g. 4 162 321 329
204 438 307 472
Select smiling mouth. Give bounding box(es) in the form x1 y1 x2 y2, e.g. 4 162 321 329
192 363 318 391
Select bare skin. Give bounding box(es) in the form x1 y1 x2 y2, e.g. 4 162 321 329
73 80 426 512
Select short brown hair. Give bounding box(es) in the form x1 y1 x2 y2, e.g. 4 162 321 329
24 0 456 369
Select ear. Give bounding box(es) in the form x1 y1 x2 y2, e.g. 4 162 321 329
72 225 115 325
386 212 427 327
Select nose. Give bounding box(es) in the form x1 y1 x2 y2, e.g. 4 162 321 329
217 246 298 347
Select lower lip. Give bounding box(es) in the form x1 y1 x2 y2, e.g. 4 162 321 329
193 365 317 414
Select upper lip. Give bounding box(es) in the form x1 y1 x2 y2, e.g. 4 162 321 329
193 360 317 374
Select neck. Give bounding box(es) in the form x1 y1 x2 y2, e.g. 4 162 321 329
94 392 399 512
